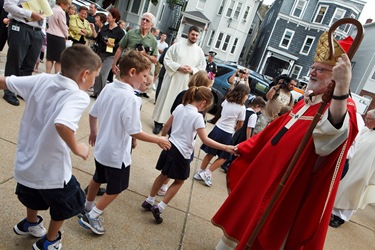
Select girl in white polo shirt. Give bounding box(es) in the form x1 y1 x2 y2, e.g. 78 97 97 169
196 84 250 187
141 86 235 224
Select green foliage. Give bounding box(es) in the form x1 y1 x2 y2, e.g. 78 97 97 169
167 0 184 8
151 0 158 5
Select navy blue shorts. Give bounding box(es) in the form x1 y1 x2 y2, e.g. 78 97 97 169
201 126 232 159
156 143 190 180
15 175 85 221
93 159 130 195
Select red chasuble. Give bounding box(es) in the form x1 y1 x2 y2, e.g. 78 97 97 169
212 98 358 249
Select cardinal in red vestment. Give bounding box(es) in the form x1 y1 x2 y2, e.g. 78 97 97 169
211 32 359 249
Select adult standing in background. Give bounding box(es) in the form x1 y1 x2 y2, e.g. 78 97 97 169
46 0 71 74
152 26 206 134
0 0 8 51
91 8 124 98
206 51 217 76
68 6 92 45
3 0 45 106
154 33 168 88
330 109 375 228
85 3 97 48
112 12 158 79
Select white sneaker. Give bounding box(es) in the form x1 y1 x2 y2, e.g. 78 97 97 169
157 187 168 196
13 215 47 238
199 171 212 187
194 171 203 181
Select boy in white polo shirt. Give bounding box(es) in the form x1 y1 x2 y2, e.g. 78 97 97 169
0 45 102 250
79 50 171 235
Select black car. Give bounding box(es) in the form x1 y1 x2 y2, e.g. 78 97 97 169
210 63 271 113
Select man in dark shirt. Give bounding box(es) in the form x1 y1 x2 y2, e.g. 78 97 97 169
206 51 217 76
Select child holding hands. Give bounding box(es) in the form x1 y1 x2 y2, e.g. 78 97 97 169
0 45 102 250
142 86 235 224
196 84 250 187
79 50 171 235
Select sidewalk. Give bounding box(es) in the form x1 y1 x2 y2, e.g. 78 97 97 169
0 48 374 249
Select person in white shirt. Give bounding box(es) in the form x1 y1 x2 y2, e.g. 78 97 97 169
142 86 235 224
79 50 171 235
0 45 102 250
195 84 250 187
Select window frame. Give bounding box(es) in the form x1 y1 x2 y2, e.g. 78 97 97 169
313 5 329 24
222 34 231 51
279 29 295 50
231 38 238 54
299 36 315 55
215 32 224 49
330 8 346 27
226 0 235 18
196 0 207 10
207 30 216 46
233 2 242 20
291 65 303 80
291 0 307 19
218 0 227 15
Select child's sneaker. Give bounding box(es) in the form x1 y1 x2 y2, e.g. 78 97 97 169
193 171 203 181
141 200 153 211
151 205 163 224
32 231 62 250
78 213 105 235
199 171 212 187
13 215 47 237
157 186 168 196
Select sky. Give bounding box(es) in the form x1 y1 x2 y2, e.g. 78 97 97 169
262 0 374 25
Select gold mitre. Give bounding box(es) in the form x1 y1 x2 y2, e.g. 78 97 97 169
314 31 353 66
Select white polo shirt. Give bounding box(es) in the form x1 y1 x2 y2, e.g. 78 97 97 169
169 104 205 159
90 80 142 168
6 73 90 189
216 100 246 134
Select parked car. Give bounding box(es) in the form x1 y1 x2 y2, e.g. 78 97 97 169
210 63 271 113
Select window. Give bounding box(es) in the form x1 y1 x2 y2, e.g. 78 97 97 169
215 32 224 49
291 65 302 79
313 5 328 23
233 2 242 20
131 0 141 14
300 36 315 55
226 0 235 18
218 0 227 15
280 29 294 49
231 38 238 54
222 35 231 51
216 65 233 77
344 14 356 33
158 4 165 21
143 0 150 14
371 69 375 81
208 30 215 46
243 6 251 22
197 0 206 10
330 8 346 27
291 0 307 18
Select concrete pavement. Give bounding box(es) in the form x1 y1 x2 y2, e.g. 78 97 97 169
0 47 374 249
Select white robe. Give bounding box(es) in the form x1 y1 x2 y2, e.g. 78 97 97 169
152 39 206 124
334 127 375 210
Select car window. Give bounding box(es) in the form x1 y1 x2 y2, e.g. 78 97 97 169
216 66 233 77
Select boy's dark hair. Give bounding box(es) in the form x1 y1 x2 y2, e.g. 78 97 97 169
226 84 250 105
119 50 151 78
60 45 101 78
183 86 213 111
189 25 200 33
188 70 212 88
248 96 266 108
